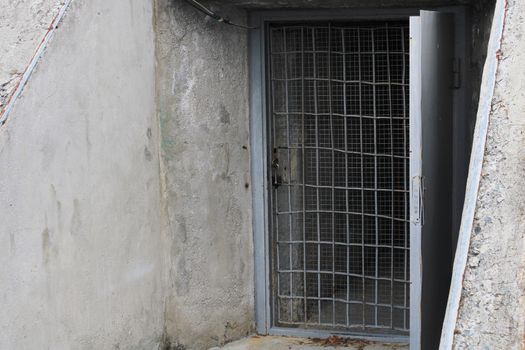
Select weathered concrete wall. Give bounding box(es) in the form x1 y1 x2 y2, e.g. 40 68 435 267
0 0 166 348
454 1 525 349
0 0 516 349
0 0 62 109
155 1 254 349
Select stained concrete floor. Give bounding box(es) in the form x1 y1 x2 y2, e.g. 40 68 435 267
210 336 409 350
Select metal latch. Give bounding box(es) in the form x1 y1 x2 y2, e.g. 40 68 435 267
272 157 284 188
411 175 425 225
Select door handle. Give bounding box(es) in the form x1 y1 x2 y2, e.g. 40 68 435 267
411 175 424 225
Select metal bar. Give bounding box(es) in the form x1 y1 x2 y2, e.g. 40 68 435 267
271 77 409 86
371 27 379 328
385 23 395 330
401 25 409 331
301 26 308 326
278 297 410 309
342 27 350 328
276 242 409 251
327 23 337 328
271 50 409 55
275 183 410 193
273 145 410 160
358 27 366 330
283 27 295 323
276 271 410 283
312 27 322 325
276 210 410 224
274 112 410 121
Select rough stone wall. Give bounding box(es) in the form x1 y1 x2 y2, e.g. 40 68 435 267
155 1 254 349
0 0 62 109
0 0 166 348
454 1 525 349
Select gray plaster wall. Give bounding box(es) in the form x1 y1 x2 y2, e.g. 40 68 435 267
155 1 254 349
0 0 62 109
0 0 166 348
453 0 525 348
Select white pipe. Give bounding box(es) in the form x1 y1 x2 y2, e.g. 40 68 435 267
439 0 507 348
0 0 74 127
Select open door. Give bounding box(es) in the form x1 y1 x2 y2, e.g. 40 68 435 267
410 10 455 350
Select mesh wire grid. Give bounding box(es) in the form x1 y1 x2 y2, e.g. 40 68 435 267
269 21 410 335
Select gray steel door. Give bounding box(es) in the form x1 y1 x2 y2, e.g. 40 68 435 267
268 22 411 337
410 11 455 350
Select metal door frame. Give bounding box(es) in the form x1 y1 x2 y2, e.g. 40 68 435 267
248 6 468 345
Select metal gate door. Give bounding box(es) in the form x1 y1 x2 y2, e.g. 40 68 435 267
268 21 410 336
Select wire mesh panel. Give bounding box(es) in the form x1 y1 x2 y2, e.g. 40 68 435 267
268 21 410 336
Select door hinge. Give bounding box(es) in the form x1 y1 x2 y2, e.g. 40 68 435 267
452 58 461 89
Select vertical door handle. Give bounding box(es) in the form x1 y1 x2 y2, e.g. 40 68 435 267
411 175 424 224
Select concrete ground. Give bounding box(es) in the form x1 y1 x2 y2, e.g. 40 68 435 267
210 336 408 350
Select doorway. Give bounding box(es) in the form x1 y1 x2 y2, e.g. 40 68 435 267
250 7 468 349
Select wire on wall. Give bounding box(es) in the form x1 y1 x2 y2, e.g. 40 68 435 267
0 0 74 128
183 0 257 29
